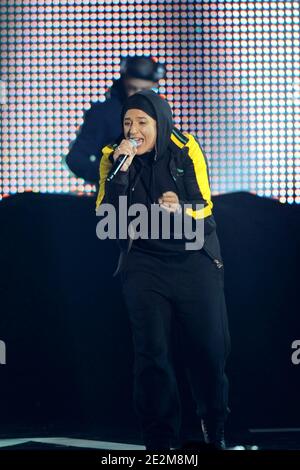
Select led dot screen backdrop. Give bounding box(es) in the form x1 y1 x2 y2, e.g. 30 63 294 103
0 1 299 203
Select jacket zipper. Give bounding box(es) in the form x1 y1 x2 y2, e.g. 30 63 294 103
131 166 143 192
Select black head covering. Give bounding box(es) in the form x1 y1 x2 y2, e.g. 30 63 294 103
121 94 157 122
121 90 174 160
121 56 166 81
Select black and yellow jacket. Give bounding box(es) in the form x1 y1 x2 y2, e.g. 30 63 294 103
95 90 223 274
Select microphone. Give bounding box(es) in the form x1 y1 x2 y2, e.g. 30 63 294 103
106 139 137 182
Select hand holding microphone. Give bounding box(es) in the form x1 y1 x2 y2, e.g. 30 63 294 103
107 139 137 182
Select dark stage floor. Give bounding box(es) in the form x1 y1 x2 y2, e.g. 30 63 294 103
0 429 299 450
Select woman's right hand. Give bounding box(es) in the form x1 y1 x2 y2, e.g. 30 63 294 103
112 139 137 171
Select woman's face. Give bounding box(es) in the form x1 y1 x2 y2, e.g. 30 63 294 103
123 109 157 155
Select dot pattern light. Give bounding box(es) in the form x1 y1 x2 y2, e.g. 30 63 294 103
0 1 299 203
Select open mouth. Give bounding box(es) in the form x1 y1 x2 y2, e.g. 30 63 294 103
132 138 144 147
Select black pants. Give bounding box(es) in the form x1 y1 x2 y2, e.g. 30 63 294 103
120 248 231 448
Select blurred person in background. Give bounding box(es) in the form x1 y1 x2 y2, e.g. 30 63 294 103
65 56 166 187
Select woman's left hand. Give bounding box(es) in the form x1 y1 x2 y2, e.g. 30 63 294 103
158 191 181 213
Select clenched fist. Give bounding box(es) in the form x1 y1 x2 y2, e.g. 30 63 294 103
158 191 181 214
